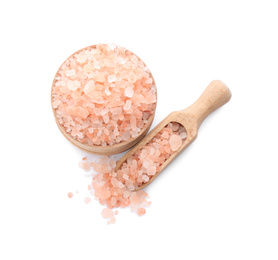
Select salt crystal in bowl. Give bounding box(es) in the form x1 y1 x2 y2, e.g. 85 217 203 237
51 44 157 155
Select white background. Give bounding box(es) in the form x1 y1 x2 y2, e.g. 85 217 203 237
1 1 278 259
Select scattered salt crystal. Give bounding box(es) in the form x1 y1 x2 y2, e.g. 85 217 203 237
79 161 91 172
136 208 146 216
101 208 114 219
84 197 91 204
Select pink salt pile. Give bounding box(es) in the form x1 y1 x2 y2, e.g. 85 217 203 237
52 44 157 146
77 122 186 224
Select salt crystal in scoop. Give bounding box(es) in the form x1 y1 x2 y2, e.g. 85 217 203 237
116 123 186 189
169 134 182 152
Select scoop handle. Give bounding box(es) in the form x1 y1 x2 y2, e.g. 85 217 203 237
183 80 231 128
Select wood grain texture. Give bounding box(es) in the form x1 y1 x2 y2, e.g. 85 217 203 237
51 45 157 155
116 80 231 190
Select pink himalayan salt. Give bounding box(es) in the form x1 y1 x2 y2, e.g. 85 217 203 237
78 161 91 172
88 156 151 223
124 86 134 97
107 218 116 225
68 192 73 198
169 134 182 152
101 208 114 218
67 80 80 91
52 44 157 147
115 122 186 189
78 123 186 224
180 132 187 139
137 208 146 216
101 208 116 224
84 197 91 204
123 100 132 111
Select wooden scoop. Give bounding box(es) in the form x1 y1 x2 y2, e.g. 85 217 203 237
115 80 232 190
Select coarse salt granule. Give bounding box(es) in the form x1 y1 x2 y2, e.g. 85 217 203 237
169 134 182 152
68 192 73 198
101 208 116 224
78 161 91 172
84 197 91 204
52 44 156 147
137 208 146 216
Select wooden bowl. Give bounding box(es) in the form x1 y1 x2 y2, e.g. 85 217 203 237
51 45 157 155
